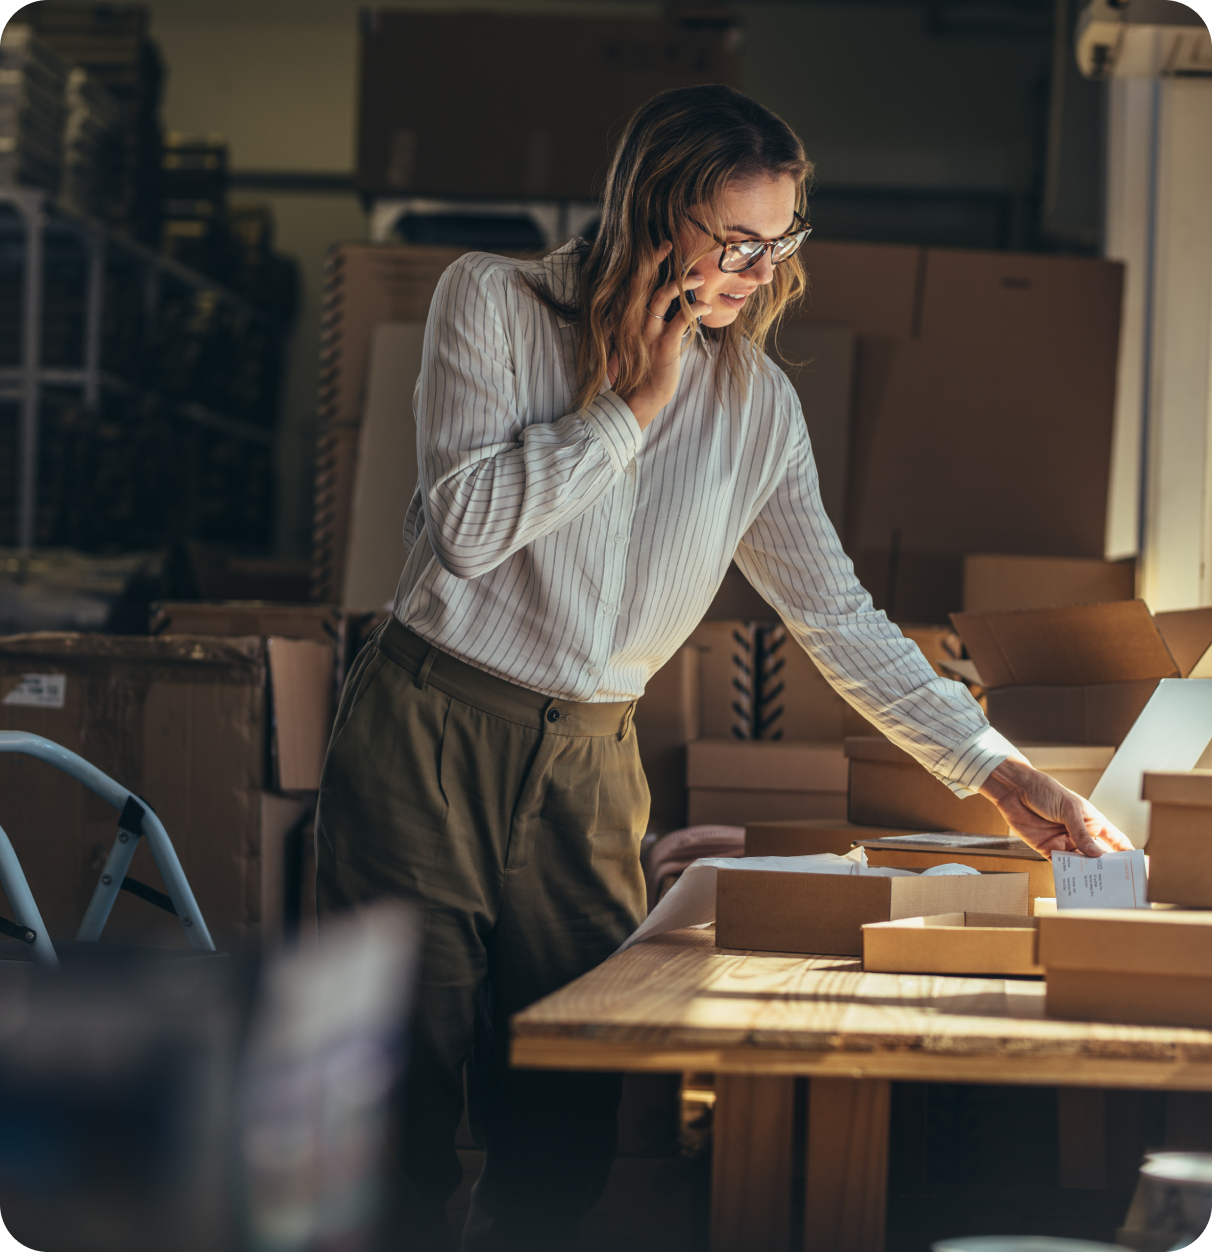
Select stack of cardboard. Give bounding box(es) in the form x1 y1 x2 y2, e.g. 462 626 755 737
0 25 67 195
0 608 339 953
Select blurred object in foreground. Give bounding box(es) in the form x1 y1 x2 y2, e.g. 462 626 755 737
1116 1150 1212 1252
238 903 420 1252
0 945 238 1252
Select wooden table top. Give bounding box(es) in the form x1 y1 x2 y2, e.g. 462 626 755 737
511 928 1212 1090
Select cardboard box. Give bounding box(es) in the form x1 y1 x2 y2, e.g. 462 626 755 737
857 832 1055 900
839 250 1124 623
1040 909 1212 1028
357 12 740 198
634 646 698 831
151 602 344 648
962 554 1136 613
952 601 1212 746
687 740 847 827
862 912 1042 977
715 866 1029 956
744 819 906 858
844 737 1114 834
0 633 332 950
686 621 755 740
1143 770 1212 908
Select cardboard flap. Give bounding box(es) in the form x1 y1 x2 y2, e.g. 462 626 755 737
267 638 336 792
950 601 1180 688
1142 769 1212 807
1154 608 1212 678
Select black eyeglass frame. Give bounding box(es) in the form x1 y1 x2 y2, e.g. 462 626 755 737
689 210 813 273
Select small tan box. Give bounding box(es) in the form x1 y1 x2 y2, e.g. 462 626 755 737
844 738 1113 834
715 867 1029 957
744 820 905 858
1040 909 1212 1029
857 832 1055 902
862 912 1042 977
1143 771 1212 908
687 740 847 826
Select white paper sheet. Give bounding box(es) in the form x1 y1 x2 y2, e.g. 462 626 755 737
1053 849 1149 909
617 852 979 954
1087 679 1212 847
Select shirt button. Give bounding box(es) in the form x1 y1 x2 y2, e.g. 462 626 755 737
588 665 600 676
614 534 625 544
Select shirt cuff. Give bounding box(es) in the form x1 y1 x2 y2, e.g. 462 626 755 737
935 724 1019 798
582 391 643 473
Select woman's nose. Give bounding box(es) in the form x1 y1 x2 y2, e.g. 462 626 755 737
752 252 776 285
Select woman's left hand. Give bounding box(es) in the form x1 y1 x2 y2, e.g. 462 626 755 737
978 757 1134 859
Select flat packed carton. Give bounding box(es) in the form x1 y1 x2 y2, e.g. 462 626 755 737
845 737 1113 834
1143 770 1212 908
862 912 1041 977
745 819 905 858
951 601 1212 746
857 832 1055 901
687 739 847 826
0 633 333 950
962 554 1135 613
715 867 1029 956
1040 909 1212 1029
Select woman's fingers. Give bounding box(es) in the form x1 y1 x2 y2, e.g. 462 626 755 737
643 273 706 338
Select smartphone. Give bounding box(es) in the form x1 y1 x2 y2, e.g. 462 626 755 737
663 288 697 323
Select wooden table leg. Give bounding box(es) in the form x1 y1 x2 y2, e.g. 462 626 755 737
804 1076 890 1252
711 1074 797 1252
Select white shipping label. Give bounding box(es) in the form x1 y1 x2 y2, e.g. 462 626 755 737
1053 849 1149 910
2 673 66 709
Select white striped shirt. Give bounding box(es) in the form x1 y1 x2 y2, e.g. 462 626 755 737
393 243 1014 797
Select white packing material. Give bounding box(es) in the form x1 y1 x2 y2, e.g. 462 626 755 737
616 851 980 954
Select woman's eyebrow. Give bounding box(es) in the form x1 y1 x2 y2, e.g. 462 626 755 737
724 217 798 238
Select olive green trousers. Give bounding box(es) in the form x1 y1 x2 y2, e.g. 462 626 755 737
315 618 648 1252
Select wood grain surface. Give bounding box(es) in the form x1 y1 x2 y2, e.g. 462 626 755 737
510 927 1212 1089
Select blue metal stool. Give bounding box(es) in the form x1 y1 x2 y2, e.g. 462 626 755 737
0 731 215 966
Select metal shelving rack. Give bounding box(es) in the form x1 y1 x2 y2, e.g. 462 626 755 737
0 186 277 550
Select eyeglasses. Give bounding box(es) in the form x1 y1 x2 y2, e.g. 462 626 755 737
690 210 812 273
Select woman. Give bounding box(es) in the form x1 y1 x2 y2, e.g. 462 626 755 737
316 84 1129 1251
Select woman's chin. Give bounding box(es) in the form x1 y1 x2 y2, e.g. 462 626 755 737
700 307 741 330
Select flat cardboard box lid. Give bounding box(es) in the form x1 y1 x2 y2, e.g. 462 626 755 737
1038 908 1212 976
855 832 1048 861
1142 769 1212 807
950 601 1181 688
687 739 847 792
843 736 1114 771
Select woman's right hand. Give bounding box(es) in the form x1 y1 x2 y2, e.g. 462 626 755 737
609 244 709 431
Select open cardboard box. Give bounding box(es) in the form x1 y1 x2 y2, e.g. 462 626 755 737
845 737 1113 835
1040 909 1212 1028
1143 770 1212 908
962 555 1135 614
687 739 847 825
715 866 1029 956
862 912 1041 977
0 633 335 950
951 601 1212 746
856 832 1055 901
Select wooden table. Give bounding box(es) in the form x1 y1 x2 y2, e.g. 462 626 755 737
511 928 1212 1252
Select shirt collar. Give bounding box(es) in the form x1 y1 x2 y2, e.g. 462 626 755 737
536 240 581 329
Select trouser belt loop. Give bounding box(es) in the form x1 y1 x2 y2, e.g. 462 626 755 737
415 644 440 691
619 701 636 742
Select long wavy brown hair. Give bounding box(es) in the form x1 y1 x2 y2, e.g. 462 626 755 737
528 84 813 410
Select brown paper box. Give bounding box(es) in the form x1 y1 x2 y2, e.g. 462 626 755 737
860 842 1055 901
1040 909 1212 1028
844 737 1112 834
687 740 847 826
862 912 1041 977
962 555 1136 614
745 819 906 858
715 867 1029 956
151 602 343 648
952 601 1212 746
0 634 331 950
1143 770 1212 908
